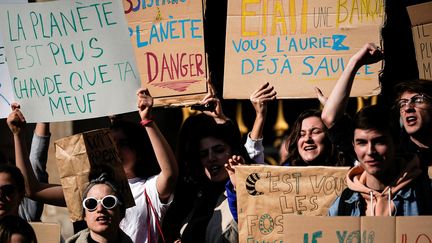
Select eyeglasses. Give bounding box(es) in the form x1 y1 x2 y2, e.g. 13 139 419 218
395 94 430 110
82 195 120 212
0 184 16 198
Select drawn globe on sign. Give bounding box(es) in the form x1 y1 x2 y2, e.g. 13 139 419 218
246 173 263 196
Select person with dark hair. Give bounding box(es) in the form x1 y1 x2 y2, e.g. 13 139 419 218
8 88 178 243
66 174 132 243
322 43 432 216
393 79 432 168
162 82 274 243
0 164 25 219
283 109 348 167
0 215 37 243
164 112 246 243
224 108 351 224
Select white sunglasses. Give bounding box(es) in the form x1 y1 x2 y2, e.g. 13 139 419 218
82 195 121 211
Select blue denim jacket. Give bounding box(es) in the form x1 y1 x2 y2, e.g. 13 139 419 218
328 180 432 216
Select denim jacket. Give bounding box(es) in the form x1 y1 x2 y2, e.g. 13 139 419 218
328 178 432 216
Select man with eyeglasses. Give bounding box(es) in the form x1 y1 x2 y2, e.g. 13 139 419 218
394 80 432 169
322 43 432 216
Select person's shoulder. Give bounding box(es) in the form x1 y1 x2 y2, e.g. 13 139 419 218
65 228 89 243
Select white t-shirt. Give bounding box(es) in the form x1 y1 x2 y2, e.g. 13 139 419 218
120 175 173 243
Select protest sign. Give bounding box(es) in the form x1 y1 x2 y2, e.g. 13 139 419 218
235 165 349 241
224 0 384 99
30 222 61 243
283 216 360 243
271 216 425 243
55 128 134 222
0 0 141 122
0 0 26 119
407 2 432 80
361 217 395 243
0 26 14 118
124 0 208 107
396 216 432 243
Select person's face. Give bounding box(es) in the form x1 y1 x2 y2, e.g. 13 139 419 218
9 233 28 243
353 128 395 177
111 130 136 167
199 137 232 182
398 91 432 136
84 184 122 236
297 116 327 164
0 173 22 218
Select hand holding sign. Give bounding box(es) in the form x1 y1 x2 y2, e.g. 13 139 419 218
137 88 153 122
200 79 228 124
7 103 26 135
225 155 246 190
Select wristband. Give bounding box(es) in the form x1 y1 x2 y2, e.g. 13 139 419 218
140 119 153 126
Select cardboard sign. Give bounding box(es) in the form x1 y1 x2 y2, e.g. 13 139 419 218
235 165 349 241
0 0 141 122
407 2 432 80
396 216 432 243
255 216 395 243
30 222 61 243
55 128 134 222
124 0 208 107
361 217 395 243
0 0 27 119
0 23 14 118
224 0 384 99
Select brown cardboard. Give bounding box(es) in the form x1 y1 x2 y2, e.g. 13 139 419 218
361 217 395 243
235 165 349 241
30 222 61 243
407 2 432 80
55 129 134 221
396 216 432 243
224 0 384 99
123 0 208 107
282 216 360 243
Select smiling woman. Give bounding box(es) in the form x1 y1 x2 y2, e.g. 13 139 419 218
284 109 348 167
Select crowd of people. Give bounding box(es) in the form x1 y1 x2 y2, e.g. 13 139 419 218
1 43 432 242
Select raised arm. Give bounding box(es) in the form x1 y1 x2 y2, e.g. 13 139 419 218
137 88 178 203
321 43 383 128
19 122 51 220
7 104 65 206
246 82 277 163
30 123 50 183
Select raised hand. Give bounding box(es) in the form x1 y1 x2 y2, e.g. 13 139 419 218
315 87 327 106
7 103 26 135
250 82 277 117
200 78 228 124
224 155 246 190
137 88 154 121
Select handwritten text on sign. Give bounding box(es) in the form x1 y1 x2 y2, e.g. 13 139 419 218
124 0 207 105
0 0 27 119
236 165 348 242
0 0 140 122
224 0 384 99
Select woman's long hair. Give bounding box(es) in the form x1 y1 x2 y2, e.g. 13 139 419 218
285 109 344 166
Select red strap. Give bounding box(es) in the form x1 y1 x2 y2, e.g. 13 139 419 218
145 188 166 243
